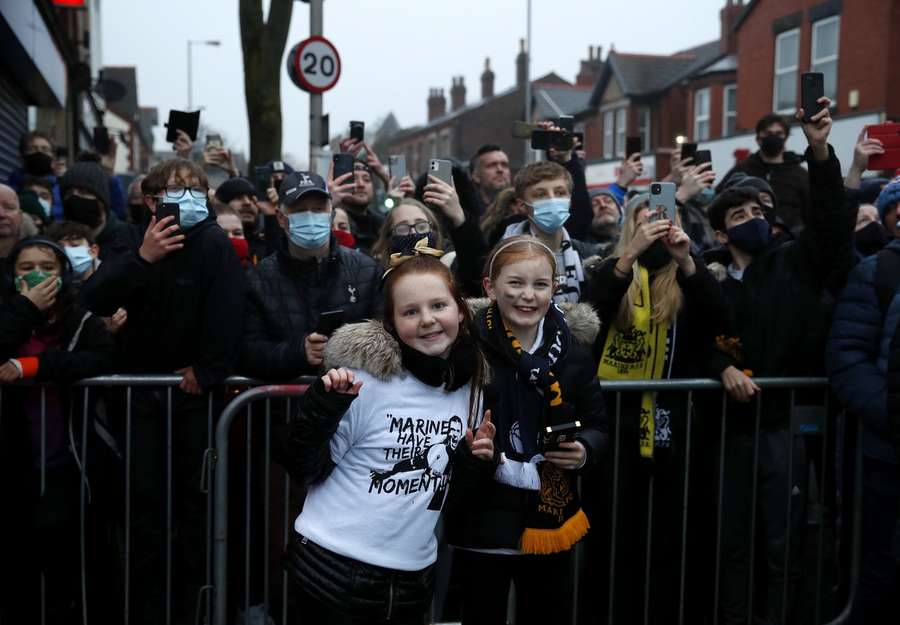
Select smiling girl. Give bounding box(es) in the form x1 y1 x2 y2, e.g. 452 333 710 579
283 249 495 624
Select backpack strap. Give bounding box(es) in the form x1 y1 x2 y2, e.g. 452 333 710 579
874 247 900 316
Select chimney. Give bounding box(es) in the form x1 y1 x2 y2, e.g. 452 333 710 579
481 57 495 100
427 88 446 122
576 45 603 87
720 0 744 55
450 76 466 111
516 38 528 88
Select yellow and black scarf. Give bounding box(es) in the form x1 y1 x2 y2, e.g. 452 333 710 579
480 302 590 554
597 265 674 459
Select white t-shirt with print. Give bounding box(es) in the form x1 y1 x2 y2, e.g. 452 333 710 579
294 367 473 571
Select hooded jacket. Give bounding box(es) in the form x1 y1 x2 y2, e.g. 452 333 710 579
718 150 810 233
81 216 245 388
240 239 382 380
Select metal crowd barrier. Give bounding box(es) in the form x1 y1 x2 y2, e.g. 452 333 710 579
1 376 863 625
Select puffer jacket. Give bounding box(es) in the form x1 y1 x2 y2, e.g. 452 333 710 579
240 239 382 380
827 241 900 464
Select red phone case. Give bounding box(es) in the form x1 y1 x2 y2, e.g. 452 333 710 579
867 123 900 171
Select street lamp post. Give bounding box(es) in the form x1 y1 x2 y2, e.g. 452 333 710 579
187 39 221 110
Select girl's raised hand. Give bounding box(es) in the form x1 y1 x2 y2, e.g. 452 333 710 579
465 409 496 461
320 367 363 395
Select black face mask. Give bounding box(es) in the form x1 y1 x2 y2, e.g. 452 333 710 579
24 152 53 176
64 196 104 230
390 231 437 257
759 135 785 158
855 221 889 257
638 239 671 271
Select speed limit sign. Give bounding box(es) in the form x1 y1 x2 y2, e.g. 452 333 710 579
287 35 341 94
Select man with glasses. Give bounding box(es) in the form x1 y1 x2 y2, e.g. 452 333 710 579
240 170 381 380
81 157 245 625
718 113 811 233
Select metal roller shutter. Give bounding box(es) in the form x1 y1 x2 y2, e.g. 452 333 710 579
0 68 28 183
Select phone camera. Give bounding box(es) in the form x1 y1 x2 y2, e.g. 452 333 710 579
651 184 661 194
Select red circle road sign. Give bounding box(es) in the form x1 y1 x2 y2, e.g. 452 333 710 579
287 35 341 94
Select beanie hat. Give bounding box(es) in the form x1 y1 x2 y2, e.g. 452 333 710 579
215 177 256 204
590 187 624 225
846 177 889 207
59 161 110 208
707 187 761 232
875 176 900 224
723 171 777 209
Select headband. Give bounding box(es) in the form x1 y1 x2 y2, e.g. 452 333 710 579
487 237 556 280
381 236 445 281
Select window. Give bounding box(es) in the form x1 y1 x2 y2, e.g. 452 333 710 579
615 108 627 158
693 88 710 141
723 84 737 136
773 28 799 113
602 110 614 159
637 107 651 151
811 16 840 103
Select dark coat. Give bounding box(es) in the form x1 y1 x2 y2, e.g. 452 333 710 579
81 216 245 388
240 241 381 380
718 150 810 233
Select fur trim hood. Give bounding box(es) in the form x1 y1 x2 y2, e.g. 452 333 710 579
323 320 403 380
467 298 600 346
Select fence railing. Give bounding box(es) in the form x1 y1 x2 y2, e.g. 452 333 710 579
1 376 863 625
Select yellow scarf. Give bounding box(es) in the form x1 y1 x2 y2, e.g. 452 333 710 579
597 266 670 459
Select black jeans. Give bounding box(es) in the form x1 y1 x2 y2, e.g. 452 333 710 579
849 457 900 624
454 548 574 625
718 428 807 625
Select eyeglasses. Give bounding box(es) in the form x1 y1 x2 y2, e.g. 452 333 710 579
163 186 208 200
392 221 432 236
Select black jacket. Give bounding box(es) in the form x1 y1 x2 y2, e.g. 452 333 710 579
81 217 245 388
240 241 382 380
446 300 608 550
706 145 855 428
718 150 810 233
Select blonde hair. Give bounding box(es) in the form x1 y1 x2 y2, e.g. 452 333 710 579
612 197 684 327
371 198 445 266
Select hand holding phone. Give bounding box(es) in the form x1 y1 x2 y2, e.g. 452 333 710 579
388 155 407 182
543 421 582 452
625 136 643 158
315 309 345 336
649 182 677 222
800 72 825 123
349 121 365 143
428 159 453 186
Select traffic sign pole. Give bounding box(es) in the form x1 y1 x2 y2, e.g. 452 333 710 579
309 0 323 174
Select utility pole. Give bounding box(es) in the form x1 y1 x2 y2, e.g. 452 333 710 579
524 0 533 163
309 0 323 173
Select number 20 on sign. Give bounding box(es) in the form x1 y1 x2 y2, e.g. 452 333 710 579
287 35 342 94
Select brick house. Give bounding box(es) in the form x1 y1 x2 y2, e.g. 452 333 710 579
385 42 602 175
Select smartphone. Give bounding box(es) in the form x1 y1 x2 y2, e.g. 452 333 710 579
206 133 223 148
649 182 677 222
531 129 573 151
333 153 355 182
388 155 407 182
800 72 825 123
429 158 453 185
680 142 698 163
543 421 582 451
512 120 533 139
315 309 345 336
165 109 201 143
253 165 271 198
557 115 574 133
156 201 181 229
867 123 900 171
93 126 110 155
625 135 643 157
693 149 712 168
349 120 365 142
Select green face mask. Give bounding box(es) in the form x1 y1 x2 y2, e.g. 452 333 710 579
15 270 61 294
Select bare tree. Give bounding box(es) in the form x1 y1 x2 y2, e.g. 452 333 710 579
239 0 294 168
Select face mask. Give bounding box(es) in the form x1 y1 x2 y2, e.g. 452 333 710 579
529 197 571 234
333 229 357 249
759 135 785 158
64 196 104 229
854 221 889 257
38 198 52 218
229 237 249 263
64 244 94 277
391 231 437 256
15 270 61 293
23 152 53 176
168 195 209 229
286 211 331 249
697 187 716 205
638 239 671 271
726 217 771 255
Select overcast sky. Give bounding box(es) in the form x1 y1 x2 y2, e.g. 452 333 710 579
101 0 726 167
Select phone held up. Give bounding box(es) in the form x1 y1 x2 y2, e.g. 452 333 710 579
349 121 365 143
800 72 825 123
649 182 677 223
315 309 346 337
429 159 453 186
333 153 356 183
156 202 181 230
388 155 407 182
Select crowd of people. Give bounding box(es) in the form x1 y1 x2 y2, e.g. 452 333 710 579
0 95 898 625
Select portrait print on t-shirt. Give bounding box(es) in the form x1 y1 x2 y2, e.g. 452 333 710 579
368 414 464 511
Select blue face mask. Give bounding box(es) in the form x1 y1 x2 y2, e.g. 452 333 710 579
287 211 331 249
163 191 209 229
64 244 94 277
726 217 770 255
529 197 571 234
697 187 716 205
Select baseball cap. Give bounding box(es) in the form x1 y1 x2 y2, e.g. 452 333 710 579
278 171 330 205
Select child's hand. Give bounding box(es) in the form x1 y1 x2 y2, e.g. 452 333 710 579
465 409 495 461
321 368 363 395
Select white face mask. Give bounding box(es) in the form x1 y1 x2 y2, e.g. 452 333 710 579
64 244 94 277
38 198 52 218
